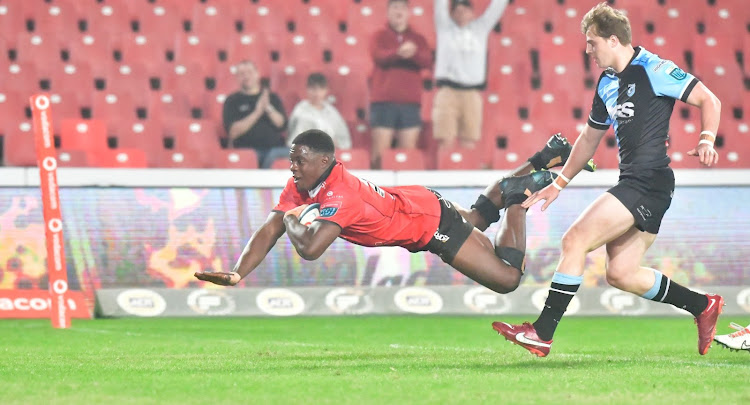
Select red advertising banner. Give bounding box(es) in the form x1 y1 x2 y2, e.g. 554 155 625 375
29 94 71 328
0 290 90 319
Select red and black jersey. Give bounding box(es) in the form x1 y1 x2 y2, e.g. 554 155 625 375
273 162 441 251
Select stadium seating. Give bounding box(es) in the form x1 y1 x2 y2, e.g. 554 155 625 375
0 0 747 169
437 147 485 170
381 149 427 171
210 149 259 169
336 148 369 170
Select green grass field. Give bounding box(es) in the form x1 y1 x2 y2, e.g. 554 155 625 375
1 316 748 404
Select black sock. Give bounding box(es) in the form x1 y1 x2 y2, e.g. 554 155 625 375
533 272 582 341
657 279 708 317
528 152 545 171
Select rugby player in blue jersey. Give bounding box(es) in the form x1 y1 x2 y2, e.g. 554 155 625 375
493 2 723 357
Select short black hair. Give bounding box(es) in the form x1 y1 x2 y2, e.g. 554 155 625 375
292 129 335 154
306 72 327 88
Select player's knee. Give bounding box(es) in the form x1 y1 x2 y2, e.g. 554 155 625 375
605 265 630 289
499 272 522 294
560 227 587 254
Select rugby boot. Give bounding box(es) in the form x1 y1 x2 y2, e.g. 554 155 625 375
695 293 724 355
499 170 556 208
530 133 596 172
493 321 552 357
714 322 750 352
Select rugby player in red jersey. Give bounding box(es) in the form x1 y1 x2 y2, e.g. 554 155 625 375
195 129 589 294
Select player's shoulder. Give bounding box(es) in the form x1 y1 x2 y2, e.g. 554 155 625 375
633 48 667 71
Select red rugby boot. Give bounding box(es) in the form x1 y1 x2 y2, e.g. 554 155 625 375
492 321 552 357
695 294 724 355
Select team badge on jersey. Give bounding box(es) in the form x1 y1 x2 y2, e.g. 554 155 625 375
627 83 636 97
666 66 687 80
320 202 341 218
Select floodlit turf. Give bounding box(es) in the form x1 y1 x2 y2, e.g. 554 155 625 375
1 316 748 404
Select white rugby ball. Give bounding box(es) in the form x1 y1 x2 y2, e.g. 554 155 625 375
298 203 321 226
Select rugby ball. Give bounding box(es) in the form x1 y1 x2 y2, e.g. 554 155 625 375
298 203 321 226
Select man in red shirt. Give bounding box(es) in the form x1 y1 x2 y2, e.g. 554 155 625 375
196 130 581 295
369 0 432 168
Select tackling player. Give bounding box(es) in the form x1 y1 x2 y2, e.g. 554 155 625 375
493 2 723 357
195 129 591 296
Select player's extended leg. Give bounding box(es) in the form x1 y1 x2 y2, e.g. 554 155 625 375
606 227 722 355
450 171 557 294
466 134 592 231
493 192 635 356
449 228 522 294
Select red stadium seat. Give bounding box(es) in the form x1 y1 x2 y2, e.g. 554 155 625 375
155 149 209 168
270 157 291 170
59 119 108 154
381 149 427 170
91 148 148 168
56 149 90 167
0 92 30 129
113 34 173 70
210 149 259 169
4 62 40 93
437 147 485 170
2 129 37 167
136 1 189 38
66 33 114 68
336 148 370 169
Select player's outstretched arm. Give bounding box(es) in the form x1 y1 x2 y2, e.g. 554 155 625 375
522 124 606 211
685 82 721 167
283 208 341 261
194 211 286 286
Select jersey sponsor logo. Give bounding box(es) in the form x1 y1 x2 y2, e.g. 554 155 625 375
326 191 333 197
116 289 167 317
653 59 668 72
325 288 374 315
667 66 687 80
256 288 305 316
433 230 450 243
464 287 511 314
187 289 236 316
239 104 250 112
393 287 443 314
320 207 338 217
612 101 635 118
600 288 648 315
627 83 636 97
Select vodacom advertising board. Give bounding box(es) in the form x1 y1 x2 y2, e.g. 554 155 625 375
28 94 75 328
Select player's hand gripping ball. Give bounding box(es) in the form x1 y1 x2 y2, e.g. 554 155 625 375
297 203 320 226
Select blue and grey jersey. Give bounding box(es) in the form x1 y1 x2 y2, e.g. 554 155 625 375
588 47 699 173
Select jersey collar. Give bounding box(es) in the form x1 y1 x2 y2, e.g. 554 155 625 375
307 159 339 198
614 46 642 76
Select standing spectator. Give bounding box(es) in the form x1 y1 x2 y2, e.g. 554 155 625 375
287 73 352 149
370 0 432 169
433 0 508 148
222 60 288 168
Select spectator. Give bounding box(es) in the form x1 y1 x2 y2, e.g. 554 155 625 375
370 0 432 169
222 60 288 168
433 0 508 148
287 73 352 149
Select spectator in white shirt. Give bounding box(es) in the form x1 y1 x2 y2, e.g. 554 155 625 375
287 73 352 149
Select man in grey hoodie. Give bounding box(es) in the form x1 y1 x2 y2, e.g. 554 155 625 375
433 0 508 149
